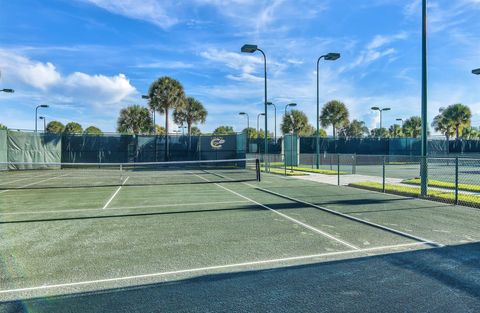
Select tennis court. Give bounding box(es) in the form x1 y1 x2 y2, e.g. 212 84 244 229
1 158 480 312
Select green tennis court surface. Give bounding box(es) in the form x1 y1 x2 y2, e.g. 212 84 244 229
1 170 480 312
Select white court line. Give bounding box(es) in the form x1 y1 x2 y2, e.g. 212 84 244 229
0 241 429 295
0 172 54 186
0 200 250 216
102 177 129 210
192 173 359 250
243 182 443 248
0 174 69 194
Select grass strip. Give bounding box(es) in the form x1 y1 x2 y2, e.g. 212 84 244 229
349 181 480 208
260 167 307 176
402 178 480 193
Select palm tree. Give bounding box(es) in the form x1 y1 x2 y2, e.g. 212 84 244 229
117 105 153 135
389 124 403 138
402 116 422 138
432 108 454 141
343 119 369 138
46 121 65 133
280 110 314 136
442 103 472 139
320 100 349 138
148 76 186 160
64 122 83 134
461 127 479 140
84 126 103 135
173 96 207 150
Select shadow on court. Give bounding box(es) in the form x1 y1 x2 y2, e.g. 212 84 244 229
2 242 480 313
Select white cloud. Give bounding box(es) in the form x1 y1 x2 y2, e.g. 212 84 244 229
0 49 137 111
133 61 193 69
84 0 178 29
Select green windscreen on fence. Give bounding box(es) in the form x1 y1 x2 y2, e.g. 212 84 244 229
284 134 299 166
0 130 7 170
7 131 62 168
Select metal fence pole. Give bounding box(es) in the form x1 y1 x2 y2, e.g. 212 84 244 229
455 157 459 205
337 154 340 186
382 155 386 193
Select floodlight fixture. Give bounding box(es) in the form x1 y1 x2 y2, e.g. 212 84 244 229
324 53 341 61
241 44 258 53
1 88 14 93
473 68 480 75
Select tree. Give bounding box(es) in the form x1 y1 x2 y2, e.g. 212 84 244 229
280 110 315 136
212 126 235 135
320 100 349 138
432 108 454 141
116 105 154 135
242 127 260 139
173 97 207 136
173 96 207 150
46 121 65 133
318 128 328 138
190 126 202 136
84 126 103 135
389 124 403 138
64 122 83 134
370 128 390 138
155 125 166 135
402 116 422 138
343 119 369 138
0 123 7 130
148 76 186 136
442 103 472 139
462 127 479 140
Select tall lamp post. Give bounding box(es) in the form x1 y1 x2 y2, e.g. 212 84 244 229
257 113 265 134
396 118 404 127
371 107 391 130
241 44 268 163
285 103 297 173
35 104 49 132
473 69 480 75
267 102 277 142
38 116 46 132
420 0 428 197
239 112 250 152
142 95 155 133
316 53 341 169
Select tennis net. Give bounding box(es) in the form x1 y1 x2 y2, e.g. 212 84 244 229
0 158 261 189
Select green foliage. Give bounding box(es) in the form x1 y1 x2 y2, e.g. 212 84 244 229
402 116 422 138
370 128 390 138
342 119 369 138
402 178 480 192
117 105 154 135
148 76 186 135
64 122 83 134
461 127 480 140
46 121 65 133
212 125 235 135
190 126 202 136
280 110 315 136
318 128 328 138
441 103 472 139
0 123 7 130
432 107 455 140
173 96 207 136
155 125 166 135
320 100 349 138
388 124 403 138
84 126 102 135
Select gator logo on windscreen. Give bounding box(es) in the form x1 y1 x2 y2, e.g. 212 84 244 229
210 137 225 150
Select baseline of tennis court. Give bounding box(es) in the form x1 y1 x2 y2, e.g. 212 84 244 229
1 170 479 303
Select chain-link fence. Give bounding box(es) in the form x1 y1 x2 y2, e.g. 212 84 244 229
258 153 480 209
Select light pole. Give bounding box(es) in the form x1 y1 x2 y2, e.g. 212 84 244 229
35 104 49 132
239 112 250 151
371 107 391 130
1 89 14 93
473 69 480 75
39 116 46 132
267 102 277 142
241 44 268 161
142 95 155 133
396 118 404 127
257 113 265 134
285 103 297 173
316 53 341 169
420 0 428 197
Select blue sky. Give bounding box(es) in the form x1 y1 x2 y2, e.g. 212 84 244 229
0 0 479 135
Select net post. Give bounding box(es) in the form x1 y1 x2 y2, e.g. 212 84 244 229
382 155 386 193
455 157 459 205
352 154 357 175
255 158 261 182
